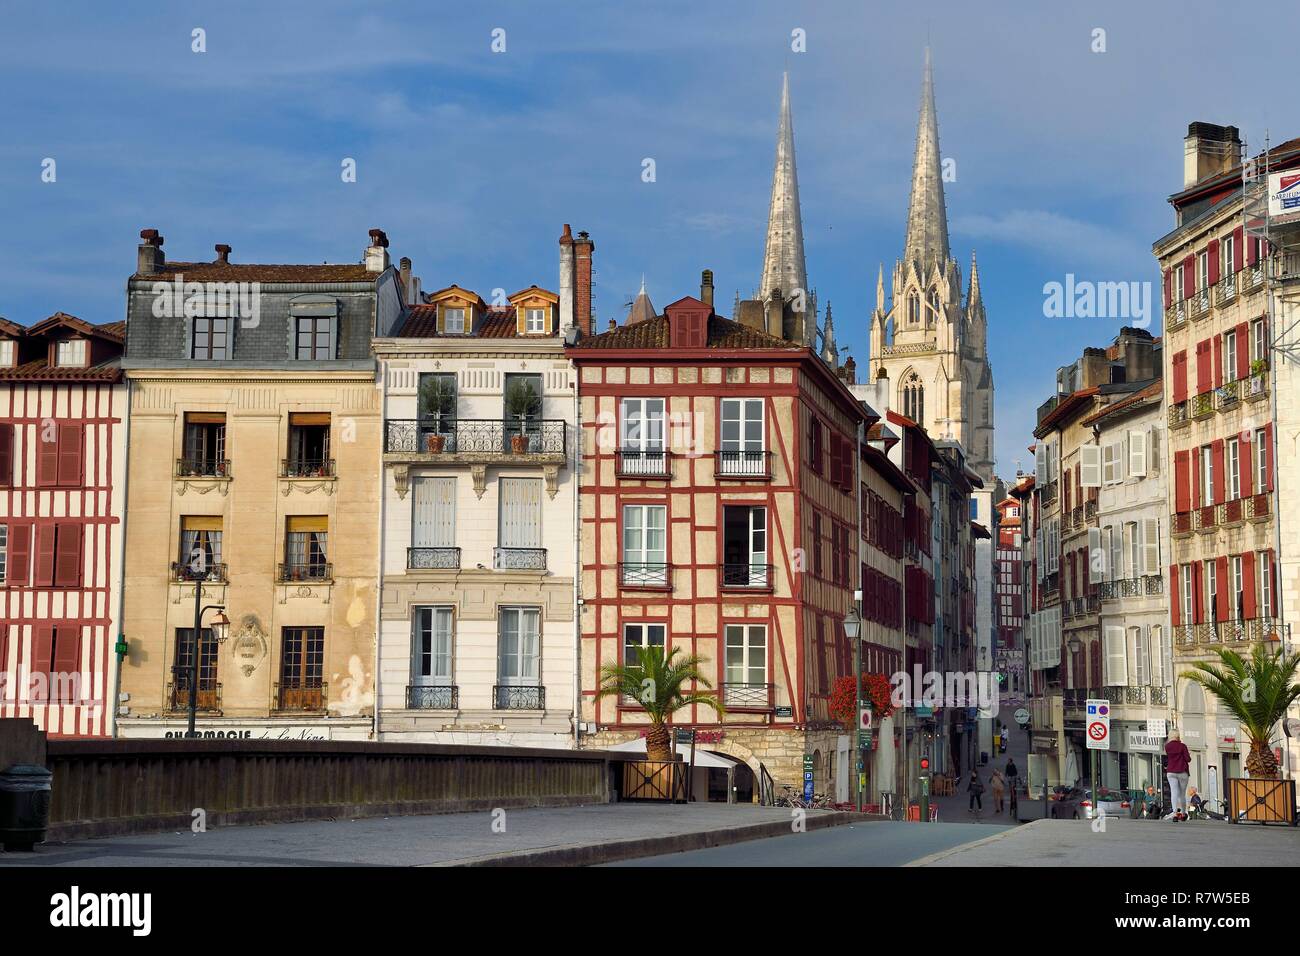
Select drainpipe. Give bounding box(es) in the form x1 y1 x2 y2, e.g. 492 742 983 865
109 378 133 738
572 367 582 749
373 357 387 740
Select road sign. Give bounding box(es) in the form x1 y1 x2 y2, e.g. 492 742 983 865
1085 698 1111 750
1014 707 1030 726
858 729 873 750
858 705 873 731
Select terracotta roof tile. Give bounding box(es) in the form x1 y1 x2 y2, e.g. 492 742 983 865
132 262 380 284
0 359 121 382
394 305 558 339
574 314 796 350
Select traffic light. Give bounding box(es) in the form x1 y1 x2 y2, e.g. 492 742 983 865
998 672 1007 688
920 756 930 771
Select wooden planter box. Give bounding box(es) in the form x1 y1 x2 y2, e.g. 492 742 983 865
1227 777 1297 825
620 759 688 803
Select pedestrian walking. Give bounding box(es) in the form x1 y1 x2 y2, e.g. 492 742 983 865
1165 730 1192 821
967 769 984 813
1005 757 1019 793
990 768 1006 813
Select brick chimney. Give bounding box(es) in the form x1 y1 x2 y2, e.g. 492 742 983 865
573 230 595 337
700 269 714 307
365 228 390 273
214 244 231 264
137 228 165 275
1184 122 1242 189
558 225 575 330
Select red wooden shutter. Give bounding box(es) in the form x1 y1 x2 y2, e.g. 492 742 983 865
1182 256 1195 297
52 625 80 676
56 424 82 486
0 424 12 486
36 427 58 486
1247 236 1259 266
34 524 56 586
53 523 82 587
1213 336 1223 388
1170 565 1181 626
1265 549 1277 615
1191 563 1202 624
1163 269 1172 308
1172 351 1187 403
7 524 30 585
1174 451 1190 512
1242 553 1257 620
1190 448 1201 507
1235 323 1250 380
828 434 839 483
1232 226 1244 271
1208 239 1220 285
32 627 54 693
1211 440 1225 504
1241 437 1253 497
1195 340 1211 393
1265 423 1274 491
1215 558 1229 622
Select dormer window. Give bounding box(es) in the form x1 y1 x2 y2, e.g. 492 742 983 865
525 308 546 334
0 340 14 367
443 307 466 334
55 338 87 368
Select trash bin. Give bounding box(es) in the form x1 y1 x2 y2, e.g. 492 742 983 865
980 750 988 765
0 764 53 851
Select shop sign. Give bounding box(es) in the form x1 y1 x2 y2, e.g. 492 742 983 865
1126 728 1164 753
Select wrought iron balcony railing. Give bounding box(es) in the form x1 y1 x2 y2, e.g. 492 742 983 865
384 419 566 456
277 562 332 583
1190 392 1214 419
1214 274 1237 307
615 448 672 478
1149 686 1169 705
175 457 230 478
1175 617 1285 649
1188 290 1210 320
407 547 461 570
620 561 671 589
166 679 222 714
281 458 336 478
274 680 327 712
1101 686 1125 704
714 450 773 479
720 563 773 589
493 684 545 710
1164 302 1187 330
721 682 774 709
1124 685 1147 704
406 684 458 710
1245 369 1269 401
1246 493 1272 522
1218 498 1245 526
170 561 228 584
1168 401 1189 428
494 547 547 571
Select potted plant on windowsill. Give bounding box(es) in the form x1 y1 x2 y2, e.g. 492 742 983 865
418 375 457 453
504 378 540 454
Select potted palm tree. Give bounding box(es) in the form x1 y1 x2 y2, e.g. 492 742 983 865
1183 644 1300 822
418 375 456 452
504 378 540 453
597 645 724 762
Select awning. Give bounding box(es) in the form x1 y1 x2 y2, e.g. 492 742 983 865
604 738 741 770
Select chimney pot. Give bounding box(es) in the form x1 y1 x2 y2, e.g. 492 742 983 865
368 228 389 248
137 228 165 274
700 269 714 306
214 244 231 263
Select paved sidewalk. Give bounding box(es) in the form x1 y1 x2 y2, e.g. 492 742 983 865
0 803 865 868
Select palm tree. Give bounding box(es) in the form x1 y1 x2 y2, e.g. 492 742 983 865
597 645 724 762
1182 644 1300 777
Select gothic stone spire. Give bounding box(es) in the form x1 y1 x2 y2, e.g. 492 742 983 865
759 72 808 318
902 47 950 271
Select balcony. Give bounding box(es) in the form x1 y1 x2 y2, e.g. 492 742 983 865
383 419 567 461
616 449 672 479
276 562 332 584
1084 500 1098 521
1168 401 1189 429
714 450 773 480
407 547 461 570
1245 266 1265 293
1245 367 1269 403
1196 505 1218 535
1149 686 1169 705
619 561 671 589
1172 511 1194 538
1100 576 1163 600
274 680 327 712
1218 498 1245 528
1246 493 1272 522
1214 274 1237 307
1100 686 1125 704
494 547 547 571
493 684 545 710
166 680 222 714
170 561 228 584
1190 392 1214 420
1040 480 1058 506
405 684 458 710
722 682 774 709
720 563 774 591
280 458 336 479
1124 685 1147 705
1188 290 1210 321
175 457 230 478
1164 302 1187 331
1175 617 1286 650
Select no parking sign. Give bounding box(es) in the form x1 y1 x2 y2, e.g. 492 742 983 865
1085 698 1110 750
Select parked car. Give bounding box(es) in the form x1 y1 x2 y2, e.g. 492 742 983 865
1049 786 1130 819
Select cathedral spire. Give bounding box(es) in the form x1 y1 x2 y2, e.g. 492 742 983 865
875 264 886 313
820 300 838 365
759 72 808 318
902 47 950 271
968 251 982 307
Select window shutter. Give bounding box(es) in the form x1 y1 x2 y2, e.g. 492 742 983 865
1170 565 1181 626
1087 527 1101 578
1235 322 1250 380
1173 452 1189 512
52 625 80 675
1232 226 1244 271
1207 239 1220 285
1133 627 1147 686
56 424 83 486
1163 269 1172 308
1211 439 1225 504
1142 518 1159 575
829 436 841 487
7 524 30 585
1240 435 1254 497
34 524 56 586
1242 552 1257 619
1247 235 1258 267
501 478 542 549
53 523 83 587
1265 423 1274 491
1213 336 1223 388
412 477 455 548
0 424 12 485
1148 426 1160 475
1080 444 1101 488
1128 430 1146 477
1215 557 1229 623
1182 255 1195 297
37 427 58 486
1034 442 1046 484
1195 340 1212 393
1102 443 1115 484
1190 448 1201 508
32 626 54 678
1172 351 1187 403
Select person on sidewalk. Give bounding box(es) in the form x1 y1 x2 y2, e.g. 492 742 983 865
1004 758 1019 798
967 770 984 813
989 768 1006 813
1165 730 1192 821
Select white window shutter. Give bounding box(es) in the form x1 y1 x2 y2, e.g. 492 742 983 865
1129 430 1147 477
1035 442 1046 484
1088 527 1102 576
1117 437 1128 480
1132 627 1147 686
1142 518 1159 575
1049 441 1059 482
1147 425 1160 475
1160 627 1171 687
1104 626 1128 685
1102 443 1116 484
1080 444 1101 488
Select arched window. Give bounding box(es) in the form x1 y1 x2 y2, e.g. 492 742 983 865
907 292 920 325
902 372 924 424
927 289 941 326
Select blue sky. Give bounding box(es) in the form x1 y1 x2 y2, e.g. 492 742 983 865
0 0 1293 480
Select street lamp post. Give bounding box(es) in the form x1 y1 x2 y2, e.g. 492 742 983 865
844 606 863 812
1066 633 1085 817
184 557 229 738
